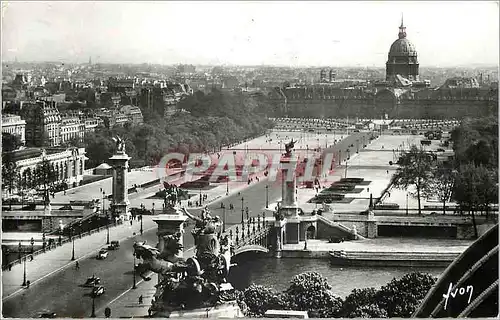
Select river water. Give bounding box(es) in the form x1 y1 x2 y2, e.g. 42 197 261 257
228 254 444 297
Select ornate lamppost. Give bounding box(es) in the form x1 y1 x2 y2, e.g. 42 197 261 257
101 189 110 245
226 173 229 196
240 197 244 224
140 203 144 235
222 203 226 233
265 185 269 208
132 241 137 289
22 254 27 286
90 284 97 318
71 227 75 261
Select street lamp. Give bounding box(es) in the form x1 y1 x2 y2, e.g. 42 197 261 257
132 246 137 289
71 227 75 261
240 197 244 224
22 255 27 286
140 203 144 235
406 192 409 216
101 189 110 245
345 149 349 179
265 185 269 208
222 204 226 233
226 173 229 196
90 284 97 318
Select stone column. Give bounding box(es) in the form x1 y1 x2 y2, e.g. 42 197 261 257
279 152 299 217
152 206 187 297
108 152 131 220
273 219 286 259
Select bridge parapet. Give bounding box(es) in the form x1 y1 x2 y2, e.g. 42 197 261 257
219 214 274 257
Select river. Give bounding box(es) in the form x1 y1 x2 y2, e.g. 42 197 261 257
228 254 444 297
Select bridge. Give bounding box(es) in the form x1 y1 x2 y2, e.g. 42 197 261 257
221 214 274 258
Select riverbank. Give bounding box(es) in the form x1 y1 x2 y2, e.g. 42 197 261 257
279 238 472 267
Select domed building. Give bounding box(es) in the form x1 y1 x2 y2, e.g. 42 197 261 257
386 17 419 82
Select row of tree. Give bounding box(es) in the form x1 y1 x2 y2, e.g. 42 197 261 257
2 157 60 206
83 89 274 168
237 271 436 318
391 117 498 237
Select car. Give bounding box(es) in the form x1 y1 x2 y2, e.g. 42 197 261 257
38 312 57 318
84 276 101 287
436 148 445 152
96 249 109 259
91 286 105 297
107 241 120 250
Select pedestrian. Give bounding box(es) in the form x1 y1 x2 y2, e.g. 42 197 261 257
30 255 33 261
26 280 30 288
8 264 12 271
64 190 66 195
75 261 80 269
130 220 133 226
148 309 152 317
139 295 143 304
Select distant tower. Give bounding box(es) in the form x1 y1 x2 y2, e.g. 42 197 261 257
320 69 327 83
89 56 92 65
385 14 419 81
329 70 336 82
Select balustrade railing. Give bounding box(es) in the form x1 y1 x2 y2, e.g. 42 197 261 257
2 220 124 270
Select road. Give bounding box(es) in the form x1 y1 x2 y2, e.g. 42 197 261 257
2 178 283 318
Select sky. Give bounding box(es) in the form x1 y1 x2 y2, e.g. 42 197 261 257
1 1 499 67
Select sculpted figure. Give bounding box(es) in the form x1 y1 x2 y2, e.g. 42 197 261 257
285 139 296 156
112 135 125 153
133 236 185 281
182 207 219 235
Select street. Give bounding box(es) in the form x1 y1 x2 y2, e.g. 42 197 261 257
2 176 283 318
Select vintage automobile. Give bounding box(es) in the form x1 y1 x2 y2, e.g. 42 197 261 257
107 241 120 250
38 312 57 318
84 276 101 287
91 286 105 297
96 249 109 260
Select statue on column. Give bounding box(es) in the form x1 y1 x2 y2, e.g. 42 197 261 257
284 139 296 156
112 135 125 153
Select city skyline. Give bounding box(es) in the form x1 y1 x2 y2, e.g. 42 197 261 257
1 1 499 68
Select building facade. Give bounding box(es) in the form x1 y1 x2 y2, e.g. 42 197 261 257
7 147 87 188
2 114 26 144
60 116 85 144
21 100 62 147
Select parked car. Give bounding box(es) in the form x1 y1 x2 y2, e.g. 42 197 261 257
107 241 120 250
96 249 109 260
91 286 105 297
84 276 101 287
38 312 57 318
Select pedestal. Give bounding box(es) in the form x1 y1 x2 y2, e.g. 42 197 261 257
153 206 188 261
285 216 300 244
109 153 131 220
274 219 286 259
152 206 188 286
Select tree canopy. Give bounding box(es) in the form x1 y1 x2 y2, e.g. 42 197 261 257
84 89 274 168
238 271 437 318
392 145 436 214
